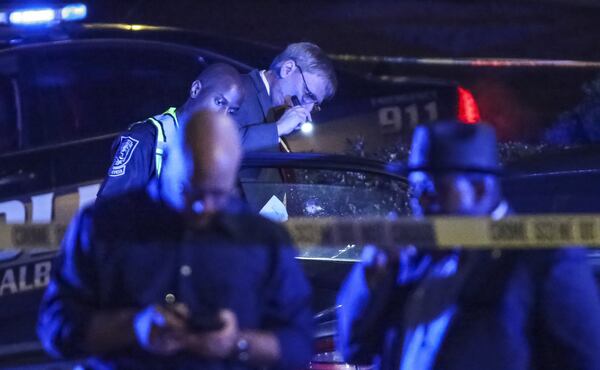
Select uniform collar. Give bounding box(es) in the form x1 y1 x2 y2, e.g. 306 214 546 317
163 107 180 128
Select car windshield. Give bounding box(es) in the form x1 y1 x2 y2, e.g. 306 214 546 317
239 161 410 260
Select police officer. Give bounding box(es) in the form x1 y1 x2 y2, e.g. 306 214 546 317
96 63 244 200
38 111 313 369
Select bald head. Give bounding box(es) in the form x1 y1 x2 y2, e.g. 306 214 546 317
186 63 244 115
160 110 242 219
183 110 242 185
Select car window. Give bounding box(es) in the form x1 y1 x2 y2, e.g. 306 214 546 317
239 166 409 260
17 41 204 149
0 76 17 153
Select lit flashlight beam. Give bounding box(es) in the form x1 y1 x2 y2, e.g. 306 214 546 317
300 122 314 134
329 54 600 69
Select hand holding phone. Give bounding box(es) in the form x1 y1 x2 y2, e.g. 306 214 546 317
188 313 225 332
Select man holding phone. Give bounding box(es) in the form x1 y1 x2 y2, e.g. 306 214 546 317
38 111 313 369
236 42 337 152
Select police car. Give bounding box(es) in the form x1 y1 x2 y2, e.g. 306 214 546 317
0 2 475 368
0 2 479 223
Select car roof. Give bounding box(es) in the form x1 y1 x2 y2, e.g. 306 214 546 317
0 22 459 92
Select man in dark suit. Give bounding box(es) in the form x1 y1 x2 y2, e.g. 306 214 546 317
235 42 337 152
337 121 600 370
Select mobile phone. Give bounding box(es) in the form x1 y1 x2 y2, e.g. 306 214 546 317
189 314 224 332
167 303 224 332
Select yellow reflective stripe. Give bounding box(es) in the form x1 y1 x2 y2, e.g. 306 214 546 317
148 117 166 176
147 108 178 177
164 107 179 128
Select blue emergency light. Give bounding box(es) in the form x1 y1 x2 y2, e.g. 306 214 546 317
61 3 87 21
9 8 56 25
0 3 87 26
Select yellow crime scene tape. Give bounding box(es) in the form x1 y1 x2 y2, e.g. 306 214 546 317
287 215 600 249
1 215 600 251
0 224 67 251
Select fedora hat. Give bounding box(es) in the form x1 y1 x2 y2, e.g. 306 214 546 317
407 121 501 174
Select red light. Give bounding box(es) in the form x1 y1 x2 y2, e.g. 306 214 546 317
457 86 480 124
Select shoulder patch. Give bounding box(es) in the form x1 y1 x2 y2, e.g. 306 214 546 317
108 136 139 177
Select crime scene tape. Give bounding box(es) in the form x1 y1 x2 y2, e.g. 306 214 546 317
0 224 66 251
1 215 600 251
287 215 600 249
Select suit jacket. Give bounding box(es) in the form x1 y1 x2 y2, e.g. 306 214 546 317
235 69 280 152
337 245 600 370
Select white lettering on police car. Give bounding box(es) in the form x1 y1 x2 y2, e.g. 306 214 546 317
377 101 439 134
0 200 26 224
19 265 34 292
0 262 52 297
31 193 54 223
109 136 139 177
424 101 439 121
0 268 17 296
378 106 403 134
0 183 101 224
34 261 52 288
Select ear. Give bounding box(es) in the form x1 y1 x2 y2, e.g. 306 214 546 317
278 60 297 79
190 80 202 98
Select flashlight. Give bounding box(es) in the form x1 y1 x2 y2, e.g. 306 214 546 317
300 121 314 133
291 96 314 135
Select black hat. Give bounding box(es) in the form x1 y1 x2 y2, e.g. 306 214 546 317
407 121 501 174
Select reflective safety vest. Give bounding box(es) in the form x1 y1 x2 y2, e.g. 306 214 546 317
147 107 179 177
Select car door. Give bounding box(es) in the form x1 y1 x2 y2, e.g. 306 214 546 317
0 39 206 364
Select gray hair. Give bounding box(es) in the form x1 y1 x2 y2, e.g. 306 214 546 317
270 42 338 99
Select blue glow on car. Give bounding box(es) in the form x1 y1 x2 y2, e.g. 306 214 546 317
9 8 56 25
61 4 87 21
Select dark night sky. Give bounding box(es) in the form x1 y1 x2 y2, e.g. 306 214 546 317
88 0 600 60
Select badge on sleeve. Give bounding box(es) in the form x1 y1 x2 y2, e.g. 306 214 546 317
108 136 139 177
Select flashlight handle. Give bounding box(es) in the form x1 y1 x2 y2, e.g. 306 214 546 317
291 96 301 106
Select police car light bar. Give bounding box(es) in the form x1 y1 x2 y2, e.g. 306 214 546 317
61 3 87 21
0 3 87 26
9 8 56 25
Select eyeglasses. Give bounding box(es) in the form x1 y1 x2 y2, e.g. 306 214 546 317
296 64 321 112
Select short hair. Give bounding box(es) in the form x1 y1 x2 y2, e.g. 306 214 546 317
196 63 242 91
270 42 337 100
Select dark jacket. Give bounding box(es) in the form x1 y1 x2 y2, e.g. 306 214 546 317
337 235 600 370
234 69 280 152
96 121 157 201
38 186 313 370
